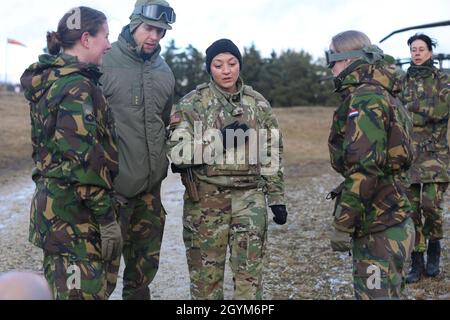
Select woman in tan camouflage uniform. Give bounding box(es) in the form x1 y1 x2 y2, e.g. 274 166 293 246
168 39 288 300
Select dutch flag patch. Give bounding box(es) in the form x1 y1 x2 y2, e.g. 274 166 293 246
348 108 359 119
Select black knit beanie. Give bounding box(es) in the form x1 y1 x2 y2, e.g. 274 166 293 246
205 39 242 74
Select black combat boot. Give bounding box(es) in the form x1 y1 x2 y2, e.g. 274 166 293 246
426 240 441 277
406 251 425 284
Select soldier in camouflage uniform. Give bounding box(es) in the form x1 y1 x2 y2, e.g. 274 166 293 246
167 39 288 300
326 31 415 299
20 7 122 300
399 34 449 283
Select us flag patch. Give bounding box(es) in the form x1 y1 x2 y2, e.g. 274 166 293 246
348 108 359 118
170 113 182 125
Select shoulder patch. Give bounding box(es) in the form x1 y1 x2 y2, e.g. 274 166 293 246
348 107 359 119
170 112 182 125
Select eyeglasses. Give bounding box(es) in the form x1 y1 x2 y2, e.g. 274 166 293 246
134 4 176 24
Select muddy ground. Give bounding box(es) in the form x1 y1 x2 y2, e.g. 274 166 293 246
0 94 449 299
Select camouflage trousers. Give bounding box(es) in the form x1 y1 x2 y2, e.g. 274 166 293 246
183 182 268 300
407 183 448 252
116 186 166 300
352 217 415 300
43 252 120 300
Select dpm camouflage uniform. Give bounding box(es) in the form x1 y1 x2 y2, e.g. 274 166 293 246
117 186 166 300
168 78 284 300
400 63 449 252
21 54 120 300
329 59 415 299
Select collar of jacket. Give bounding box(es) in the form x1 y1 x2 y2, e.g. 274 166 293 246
117 25 161 63
209 77 245 115
407 59 436 78
21 52 102 103
335 59 400 97
210 77 244 101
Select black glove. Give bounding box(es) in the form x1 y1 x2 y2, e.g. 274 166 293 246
270 205 288 225
221 121 250 149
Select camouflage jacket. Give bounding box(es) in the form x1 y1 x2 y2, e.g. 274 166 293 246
400 63 449 183
329 60 413 237
21 54 119 255
168 78 285 206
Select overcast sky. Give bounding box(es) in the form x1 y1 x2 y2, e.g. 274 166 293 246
1 0 449 83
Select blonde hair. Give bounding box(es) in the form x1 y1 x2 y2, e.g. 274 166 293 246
331 30 371 53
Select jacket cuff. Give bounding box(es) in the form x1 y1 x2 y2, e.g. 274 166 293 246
96 210 116 226
267 193 285 207
333 205 360 233
332 221 355 234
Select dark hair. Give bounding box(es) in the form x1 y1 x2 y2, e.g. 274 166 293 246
46 6 107 55
407 33 437 51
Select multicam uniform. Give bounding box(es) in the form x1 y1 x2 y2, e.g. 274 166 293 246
328 59 415 299
168 79 284 300
400 62 449 252
21 54 119 300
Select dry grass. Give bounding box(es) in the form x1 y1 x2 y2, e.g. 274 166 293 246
0 94 32 174
273 107 333 164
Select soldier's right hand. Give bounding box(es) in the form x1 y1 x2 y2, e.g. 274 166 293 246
221 121 250 149
99 220 123 261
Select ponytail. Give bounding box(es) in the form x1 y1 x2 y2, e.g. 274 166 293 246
46 31 62 55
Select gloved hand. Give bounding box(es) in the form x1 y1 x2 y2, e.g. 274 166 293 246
330 228 352 252
221 121 250 149
270 205 288 225
99 220 123 261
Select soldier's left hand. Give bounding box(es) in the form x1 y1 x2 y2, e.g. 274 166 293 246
329 228 352 252
99 220 123 261
270 205 288 225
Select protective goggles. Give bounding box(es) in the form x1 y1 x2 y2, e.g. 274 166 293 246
133 4 176 24
325 49 366 69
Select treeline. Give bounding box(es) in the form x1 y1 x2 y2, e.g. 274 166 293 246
162 40 340 107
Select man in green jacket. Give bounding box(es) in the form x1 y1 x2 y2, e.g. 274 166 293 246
101 0 176 300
